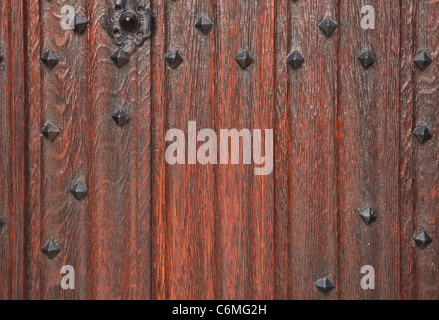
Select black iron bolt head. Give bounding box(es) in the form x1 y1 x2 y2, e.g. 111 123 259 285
41 238 61 259
195 15 214 35
119 11 140 33
318 17 338 37
41 122 61 141
41 51 59 69
359 207 377 225
111 49 130 68
70 181 88 200
413 125 432 144
236 49 254 70
315 277 335 293
286 50 305 69
413 51 433 70
358 50 376 68
74 14 89 34
165 49 184 69
414 231 433 248
112 109 130 127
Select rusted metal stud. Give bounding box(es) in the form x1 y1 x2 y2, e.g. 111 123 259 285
358 50 376 68
235 49 254 69
413 125 432 144
41 122 61 141
359 207 377 225
111 49 130 68
101 1 156 54
40 51 59 69
41 238 61 259
286 50 305 69
70 181 88 200
74 14 89 34
112 109 130 127
315 277 335 293
165 49 184 69
414 231 433 248
318 16 338 37
413 51 432 70
195 15 214 35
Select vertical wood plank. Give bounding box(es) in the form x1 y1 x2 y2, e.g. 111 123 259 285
276 0 339 299
26 0 43 300
26 0 90 299
135 0 153 301
151 0 168 300
214 0 275 299
337 0 401 299
88 0 152 299
274 0 291 300
160 0 216 299
400 0 439 300
0 0 27 300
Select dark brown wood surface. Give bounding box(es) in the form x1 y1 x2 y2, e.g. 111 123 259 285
0 0 438 300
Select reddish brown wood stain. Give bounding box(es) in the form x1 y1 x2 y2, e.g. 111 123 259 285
0 0 438 299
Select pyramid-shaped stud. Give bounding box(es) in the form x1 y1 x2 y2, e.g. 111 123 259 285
195 15 214 35
315 277 335 293
413 51 433 70
41 51 59 69
318 16 338 37
74 14 89 34
41 122 61 141
41 238 61 259
359 207 377 225
112 109 130 127
413 125 432 144
286 50 305 69
70 181 88 200
414 231 433 248
236 49 254 70
358 50 376 68
165 49 184 69
111 49 130 68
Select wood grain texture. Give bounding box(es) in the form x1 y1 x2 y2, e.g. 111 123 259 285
213 0 275 300
400 0 439 300
337 0 401 299
0 0 27 300
158 0 216 299
87 0 152 299
275 0 338 300
0 0 438 300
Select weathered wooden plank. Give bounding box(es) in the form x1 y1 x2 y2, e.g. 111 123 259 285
151 0 168 300
400 0 439 300
0 0 27 300
135 0 153 301
87 0 152 299
26 0 91 300
274 0 291 300
275 0 339 299
160 0 216 299
337 0 401 299
213 0 275 299
26 0 44 300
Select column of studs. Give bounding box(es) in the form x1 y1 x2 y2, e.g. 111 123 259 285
39 4 89 260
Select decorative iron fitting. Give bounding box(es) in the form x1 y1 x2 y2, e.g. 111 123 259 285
101 0 156 55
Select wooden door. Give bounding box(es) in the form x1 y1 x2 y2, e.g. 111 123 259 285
0 0 438 300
